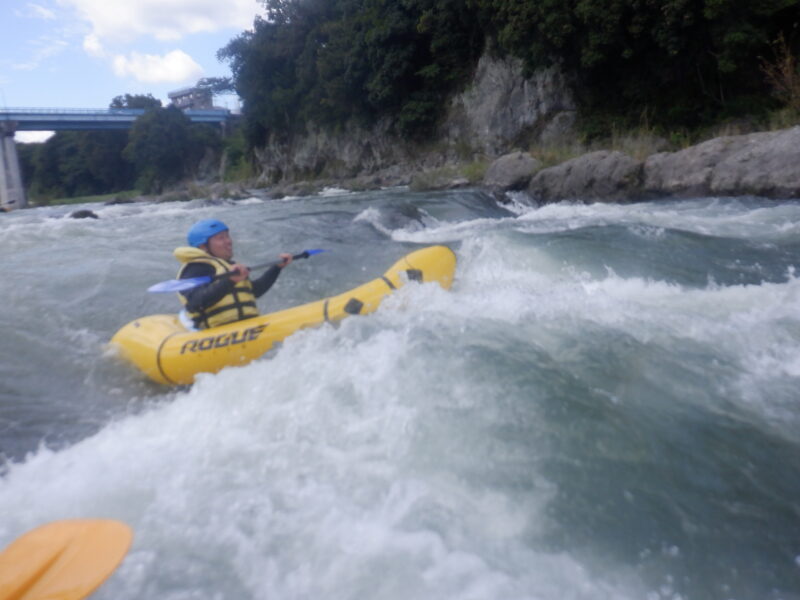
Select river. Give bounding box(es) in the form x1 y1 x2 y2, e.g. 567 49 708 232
1 188 798 599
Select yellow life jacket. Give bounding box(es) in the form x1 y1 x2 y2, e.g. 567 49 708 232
174 246 259 330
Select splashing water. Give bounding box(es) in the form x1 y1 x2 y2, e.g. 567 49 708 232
1 190 798 599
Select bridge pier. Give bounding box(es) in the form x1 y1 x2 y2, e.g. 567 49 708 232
0 122 26 211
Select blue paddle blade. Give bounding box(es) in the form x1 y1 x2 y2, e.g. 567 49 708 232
147 276 211 293
305 249 326 256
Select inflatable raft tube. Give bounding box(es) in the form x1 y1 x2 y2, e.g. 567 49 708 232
111 245 456 385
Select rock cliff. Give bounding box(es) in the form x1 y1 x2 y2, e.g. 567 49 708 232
251 48 799 202
442 55 576 156
254 54 576 185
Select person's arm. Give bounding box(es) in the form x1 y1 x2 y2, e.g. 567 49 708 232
251 253 293 298
180 263 235 312
251 265 281 298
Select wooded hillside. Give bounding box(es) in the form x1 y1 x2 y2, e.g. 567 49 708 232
220 0 800 146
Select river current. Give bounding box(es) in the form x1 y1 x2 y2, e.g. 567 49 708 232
0 188 798 599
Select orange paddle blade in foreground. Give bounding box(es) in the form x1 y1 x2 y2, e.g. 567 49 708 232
0 519 132 600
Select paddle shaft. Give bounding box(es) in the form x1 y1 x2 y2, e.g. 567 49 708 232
250 250 313 270
147 249 326 293
208 250 311 284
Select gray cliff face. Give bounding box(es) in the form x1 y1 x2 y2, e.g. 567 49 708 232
254 54 576 184
254 118 421 185
443 54 576 156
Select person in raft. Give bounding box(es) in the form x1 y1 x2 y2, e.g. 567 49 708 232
176 219 293 330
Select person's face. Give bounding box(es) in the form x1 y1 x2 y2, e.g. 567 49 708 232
205 230 234 261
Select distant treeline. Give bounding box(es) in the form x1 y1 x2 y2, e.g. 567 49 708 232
18 94 222 202
220 0 800 146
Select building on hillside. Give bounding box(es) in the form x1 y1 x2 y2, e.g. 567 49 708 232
168 87 213 110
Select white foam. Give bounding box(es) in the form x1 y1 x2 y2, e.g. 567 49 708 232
372 197 800 245
514 198 800 240
0 281 645 600
451 235 800 439
354 206 393 237
235 196 268 205
3 194 797 599
319 187 351 197
353 206 435 238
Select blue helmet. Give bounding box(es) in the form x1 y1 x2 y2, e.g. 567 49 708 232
187 219 228 247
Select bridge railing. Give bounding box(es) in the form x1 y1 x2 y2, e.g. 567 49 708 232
0 107 147 116
0 107 230 113
0 107 231 131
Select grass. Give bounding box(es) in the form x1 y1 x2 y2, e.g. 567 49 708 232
529 123 714 168
461 159 491 183
222 157 257 182
766 108 800 131
409 159 491 191
30 189 141 207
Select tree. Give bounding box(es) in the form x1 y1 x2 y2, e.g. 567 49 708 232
110 94 162 110
20 93 224 203
218 0 485 144
469 0 800 130
221 0 800 144
196 77 235 95
124 106 193 193
124 106 223 193
23 130 135 200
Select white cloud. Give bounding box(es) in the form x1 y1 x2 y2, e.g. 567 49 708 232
13 37 68 70
15 3 57 19
59 0 262 44
112 49 203 83
83 33 104 57
16 131 55 144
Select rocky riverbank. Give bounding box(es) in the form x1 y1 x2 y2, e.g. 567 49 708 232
236 49 799 204
113 123 799 208
114 49 799 207
483 126 800 203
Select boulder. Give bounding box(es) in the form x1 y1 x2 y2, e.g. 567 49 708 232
528 151 643 202
644 126 800 198
69 209 99 219
483 151 542 191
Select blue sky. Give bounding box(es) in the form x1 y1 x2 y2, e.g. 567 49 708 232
1 0 264 142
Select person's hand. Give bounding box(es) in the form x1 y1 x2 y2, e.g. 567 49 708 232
229 263 250 282
277 253 293 268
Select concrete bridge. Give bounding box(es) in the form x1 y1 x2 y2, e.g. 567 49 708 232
0 107 231 210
